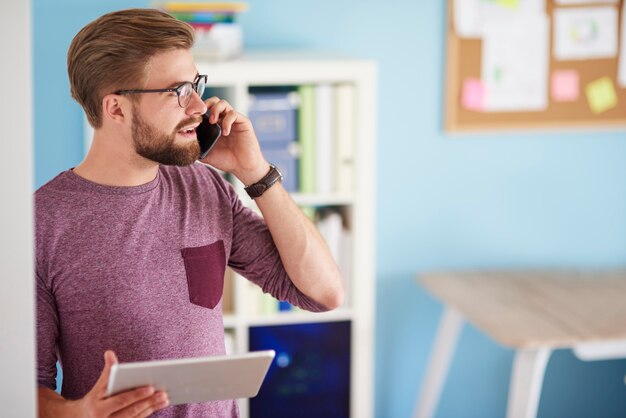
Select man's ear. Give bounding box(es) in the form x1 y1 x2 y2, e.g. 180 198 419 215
101 94 129 124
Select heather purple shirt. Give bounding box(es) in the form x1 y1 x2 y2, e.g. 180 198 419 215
35 163 327 417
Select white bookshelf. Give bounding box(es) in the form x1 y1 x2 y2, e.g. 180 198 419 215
195 51 377 418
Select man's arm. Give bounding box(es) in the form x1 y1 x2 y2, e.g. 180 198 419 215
201 97 344 309
252 167 344 309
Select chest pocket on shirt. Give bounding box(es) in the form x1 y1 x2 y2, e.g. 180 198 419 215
181 240 226 309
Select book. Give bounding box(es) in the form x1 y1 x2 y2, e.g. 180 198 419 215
160 2 249 13
316 209 352 308
334 84 355 194
248 91 299 144
315 84 334 194
316 210 343 264
248 91 300 192
338 227 352 308
297 85 316 193
161 2 247 61
170 12 236 23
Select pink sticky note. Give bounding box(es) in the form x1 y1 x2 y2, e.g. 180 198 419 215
551 70 579 102
461 78 485 111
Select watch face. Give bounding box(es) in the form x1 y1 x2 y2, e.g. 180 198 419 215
272 165 284 179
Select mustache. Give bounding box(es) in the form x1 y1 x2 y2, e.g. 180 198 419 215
175 116 203 131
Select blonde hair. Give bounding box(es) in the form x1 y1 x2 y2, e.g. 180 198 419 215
67 8 195 128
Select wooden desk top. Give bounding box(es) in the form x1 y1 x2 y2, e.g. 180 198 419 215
419 271 626 349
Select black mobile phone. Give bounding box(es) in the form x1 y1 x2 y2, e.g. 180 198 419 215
196 112 221 160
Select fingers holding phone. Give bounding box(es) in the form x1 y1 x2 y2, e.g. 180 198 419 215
200 97 268 184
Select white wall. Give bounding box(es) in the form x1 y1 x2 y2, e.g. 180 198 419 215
0 0 36 416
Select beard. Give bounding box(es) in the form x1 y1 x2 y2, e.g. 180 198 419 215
131 104 201 166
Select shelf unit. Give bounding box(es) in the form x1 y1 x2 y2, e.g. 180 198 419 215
195 51 377 418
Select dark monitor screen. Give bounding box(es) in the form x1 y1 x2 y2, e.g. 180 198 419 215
248 320 351 418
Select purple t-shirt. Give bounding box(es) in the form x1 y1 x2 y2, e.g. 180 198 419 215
35 163 327 417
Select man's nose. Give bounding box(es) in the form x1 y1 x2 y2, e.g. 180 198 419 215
186 91 208 116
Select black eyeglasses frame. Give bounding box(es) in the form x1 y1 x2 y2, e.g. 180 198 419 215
113 74 208 108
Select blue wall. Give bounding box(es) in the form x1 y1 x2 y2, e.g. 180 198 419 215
34 1 626 417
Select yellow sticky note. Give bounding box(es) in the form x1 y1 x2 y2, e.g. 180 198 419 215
497 0 519 8
585 77 618 114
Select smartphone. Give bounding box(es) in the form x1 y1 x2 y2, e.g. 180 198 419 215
196 112 221 160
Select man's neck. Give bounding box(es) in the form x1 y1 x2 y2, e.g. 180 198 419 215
73 131 159 187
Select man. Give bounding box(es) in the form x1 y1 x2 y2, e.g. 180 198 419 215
36 8 344 417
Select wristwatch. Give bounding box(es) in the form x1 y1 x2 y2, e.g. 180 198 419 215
244 164 283 199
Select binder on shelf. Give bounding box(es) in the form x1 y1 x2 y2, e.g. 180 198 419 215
338 228 352 308
315 84 334 194
334 84 356 194
315 209 352 308
316 210 343 263
297 85 316 194
248 91 300 192
248 92 298 143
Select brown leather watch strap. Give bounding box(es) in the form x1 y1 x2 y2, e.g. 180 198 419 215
244 164 283 199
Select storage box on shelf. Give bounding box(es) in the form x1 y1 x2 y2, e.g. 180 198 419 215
196 51 377 418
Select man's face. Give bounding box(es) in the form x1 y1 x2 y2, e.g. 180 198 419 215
131 101 200 166
128 49 207 166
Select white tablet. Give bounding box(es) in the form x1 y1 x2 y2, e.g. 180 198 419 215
106 350 275 405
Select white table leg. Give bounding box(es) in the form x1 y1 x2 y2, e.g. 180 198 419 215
573 338 626 361
414 307 464 418
506 348 552 418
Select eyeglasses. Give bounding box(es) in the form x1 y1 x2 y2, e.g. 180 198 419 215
114 74 207 108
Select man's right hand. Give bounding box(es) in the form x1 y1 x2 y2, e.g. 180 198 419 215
38 350 169 418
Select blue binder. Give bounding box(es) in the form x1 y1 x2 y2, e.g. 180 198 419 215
249 91 300 192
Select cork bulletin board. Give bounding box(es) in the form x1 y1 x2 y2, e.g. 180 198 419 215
445 0 626 132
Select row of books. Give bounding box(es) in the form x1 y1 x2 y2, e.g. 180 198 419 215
248 83 356 195
223 208 352 316
159 2 248 61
